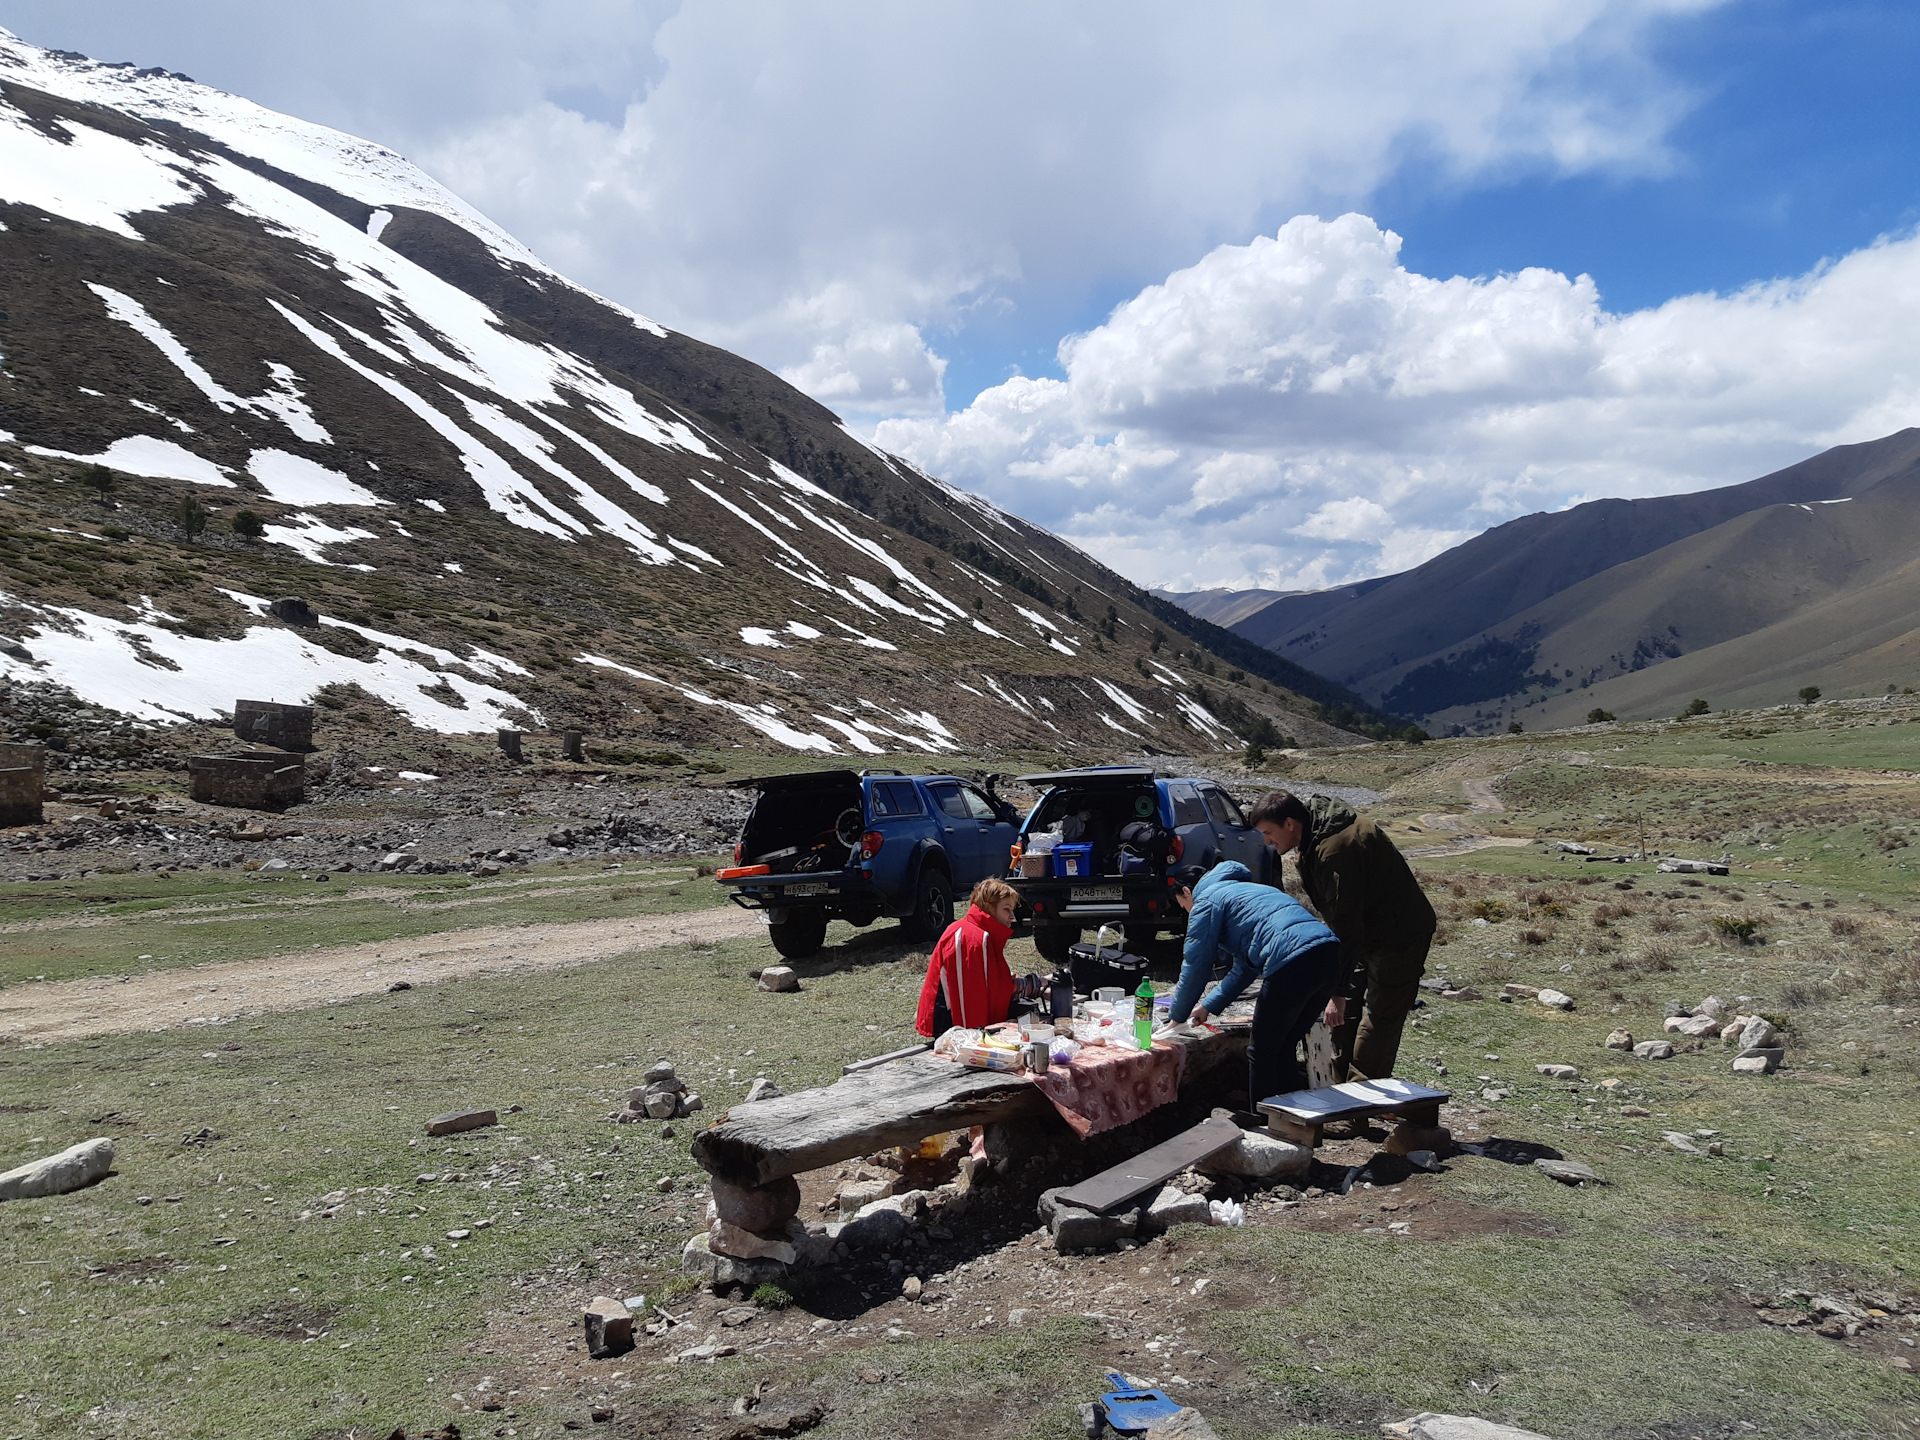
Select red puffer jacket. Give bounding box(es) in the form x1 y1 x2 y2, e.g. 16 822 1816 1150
914 904 1016 1036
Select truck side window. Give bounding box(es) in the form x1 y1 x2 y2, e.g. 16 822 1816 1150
1169 784 1207 827
871 780 921 816
960 787 998 820
1203 787 1248 828
928 783 970 820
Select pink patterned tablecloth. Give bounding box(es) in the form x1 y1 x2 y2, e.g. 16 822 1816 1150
1027 1040 1187 1137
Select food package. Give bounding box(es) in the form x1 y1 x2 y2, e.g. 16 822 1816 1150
954 1041 1027 1073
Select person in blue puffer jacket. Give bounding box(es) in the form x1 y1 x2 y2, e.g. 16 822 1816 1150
1165 859 1342 1107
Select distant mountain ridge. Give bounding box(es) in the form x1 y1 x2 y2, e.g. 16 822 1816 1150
1218 429 1920 731
0 30 1389 756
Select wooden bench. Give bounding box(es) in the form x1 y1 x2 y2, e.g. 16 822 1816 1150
692 1024 1249 1190
1256 1077 1451 1148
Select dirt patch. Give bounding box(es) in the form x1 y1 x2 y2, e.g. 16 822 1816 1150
1283 1190 1562 1242
218 1299 341 1341
0 903 761 1044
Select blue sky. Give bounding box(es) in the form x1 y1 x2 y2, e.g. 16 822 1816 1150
8 2 1920 590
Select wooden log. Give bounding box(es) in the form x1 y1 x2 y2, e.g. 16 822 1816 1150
692 1026 1248 1188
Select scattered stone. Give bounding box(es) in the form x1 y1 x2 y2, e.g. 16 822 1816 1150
583 1296 633 1359
1536 989 1574 1011
1382 1414 1555 1440
1534 1158 1602 1186
1672 1014 1720 1037
590 1406 615 1424
674 1342 738 1364
446 1228 471 1240
903 1275 923 1301
1535 1064 1580 1080
709 1219 798 1265
1440 987 1482 1001
1662 1131 1705 1155
425 1108 497 1137
379 851 412 871
1480 1088 1512 1102
682 1233 790 1289
1696 996 1728 1019
1619 1105 1650 1116
1656 858 1728 875
1037 1187 1141 1249
1739 1017 1778 1050
757 966 800 993
717 1306 757 1328
1196 1128 1311 1180
745 1078 784 1103
1632 1040 1675 1060
645 1060 678 1084
645 1093 680 1120
1501 984 1540 999
719 1401 826 1438
1756 1308 1810 1327
836 1178 897 1217
0 1137 114 1201
1732 1052 1780 1075
387 981 412 992
657 1176 675 1194
1603 1029 1634 1050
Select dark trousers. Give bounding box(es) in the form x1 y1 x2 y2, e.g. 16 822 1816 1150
1247 940 1340 1107
1331 939 1430 1083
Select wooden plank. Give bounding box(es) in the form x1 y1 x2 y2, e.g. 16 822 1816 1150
1053 1116 1243 1214
691 1054 1049 1187
1257 1077 1451 1124
841 1041 933 1076
692 1026 1250 1189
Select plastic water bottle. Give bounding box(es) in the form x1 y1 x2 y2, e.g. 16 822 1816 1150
1133 974 1154 1050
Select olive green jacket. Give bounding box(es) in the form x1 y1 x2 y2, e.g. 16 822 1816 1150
1295 795 1436 998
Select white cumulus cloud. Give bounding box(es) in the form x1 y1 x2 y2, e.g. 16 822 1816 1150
876 212 1920 590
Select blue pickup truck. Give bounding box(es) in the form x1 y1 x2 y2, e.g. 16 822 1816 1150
718 768 1020 959
1008 766 1275 961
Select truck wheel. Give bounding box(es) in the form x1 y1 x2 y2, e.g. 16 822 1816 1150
900 869 953 942
1033 923 1080 963
769 908 828 959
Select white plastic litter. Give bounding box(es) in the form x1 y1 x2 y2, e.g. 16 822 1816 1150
1208 1198 1245 1227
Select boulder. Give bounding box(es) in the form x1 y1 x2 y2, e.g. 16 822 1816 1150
644 1060 677 1084
835 1178 897 1218
1632 1040 1675 1060
1535 989 1574 1011
745 1077 784 1103
1534 1158 1602 1186
681 1232 789 1288
1673 1014 1721 1037
840 1199 912 1251
1037 1187 1141 1249
0 1137 114 1201
1739 1016 1778 1050
1603 1029 1634 1050
645 1092 679 1120
758 966 800 993
1695 996 1728 1019
710 1175 801 1232
1501 984 1540 999
1144 1186 1214 1230
708 1218 797 1265
425 1108 497 1137
1535 1064 1579 1080
1197 1129 1311 1180
1732 1051 1781 1075
1382 1415 1555 1440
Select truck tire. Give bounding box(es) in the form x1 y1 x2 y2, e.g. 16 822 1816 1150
768 908 828 959
900 868 953 942
1033 923 1080 963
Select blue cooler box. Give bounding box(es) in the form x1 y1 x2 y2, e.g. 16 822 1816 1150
1052 843 1095 878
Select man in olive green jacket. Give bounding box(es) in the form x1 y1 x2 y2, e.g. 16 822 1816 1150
1248 790 1436 1083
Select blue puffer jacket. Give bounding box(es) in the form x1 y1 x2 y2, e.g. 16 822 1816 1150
1167 861 1337 1021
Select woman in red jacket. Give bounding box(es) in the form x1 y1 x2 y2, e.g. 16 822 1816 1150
915 878 1021 1037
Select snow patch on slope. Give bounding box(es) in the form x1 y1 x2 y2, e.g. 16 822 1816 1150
23 434 232 486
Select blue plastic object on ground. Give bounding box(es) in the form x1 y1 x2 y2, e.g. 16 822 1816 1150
1099 1371 1183 1432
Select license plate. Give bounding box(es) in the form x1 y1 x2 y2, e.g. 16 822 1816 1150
782 881 828 897
1075 885 1123 902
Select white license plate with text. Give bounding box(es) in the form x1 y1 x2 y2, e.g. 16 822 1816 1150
1075 885 1123 902
782 882 828 897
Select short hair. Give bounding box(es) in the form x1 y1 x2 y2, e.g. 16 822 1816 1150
971 877 1019 911
1171 864 1209 894
1247 789 1310 830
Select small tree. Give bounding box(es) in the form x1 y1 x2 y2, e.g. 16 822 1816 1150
1244 740 1267 768
1682 698 1710 717
1798 685 1821 704
1508 721 1524 734
231 509 266 540
80 464 114 501
173 495 208 537
1587 707 1615 724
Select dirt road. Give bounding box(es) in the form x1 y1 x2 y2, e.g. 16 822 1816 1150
1407 771 1531 857
0 905 762 1046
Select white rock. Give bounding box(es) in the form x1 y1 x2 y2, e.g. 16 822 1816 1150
1534 1064 1580 1080
1739 1017 1777 1049
745 1077 784 1103
644 1092 679 1120
1662 1131 1704 1155
0 1137 115 1201
758 965 799 993
708 1218 797 1265
1382 1413 1556 1440
1603 1029 1633 1050
1632 1040 1675 1060
1695 996 1727 1019
1732 1053 1778 1075
1662 1015 1690 1033
1197 1129 1311 1180
1675 1013 1721 1037
1535 989 1574 1010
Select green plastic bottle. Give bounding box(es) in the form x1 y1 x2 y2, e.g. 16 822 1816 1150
1134 974 1155 1049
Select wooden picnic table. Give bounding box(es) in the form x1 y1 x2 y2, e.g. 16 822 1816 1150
691 1022 1249 1189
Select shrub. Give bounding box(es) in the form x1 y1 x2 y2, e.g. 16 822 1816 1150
1682 698 1710 717
1469 898 1508 922
1519 928 1550 945
1586 707 1615 724
172 496 208 537
1508 721 1523 734
80 463 114 499
232 509 266 539
1648 914 1680 934
1830 915 1861 936
1799 686 1821 703
1709 915 1762 944
752 1283 793 1309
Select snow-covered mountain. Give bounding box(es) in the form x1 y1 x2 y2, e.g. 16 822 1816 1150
0 31 1373 757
